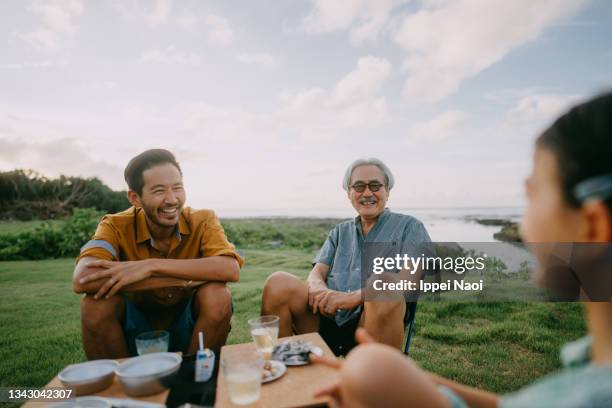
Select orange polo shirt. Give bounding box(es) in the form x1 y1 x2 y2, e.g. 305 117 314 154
77 206 244 268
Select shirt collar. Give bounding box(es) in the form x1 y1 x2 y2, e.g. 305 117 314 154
178 211 191 237
354 208 390 226
355 208 390 236
135 207 151 244
135 207 191 244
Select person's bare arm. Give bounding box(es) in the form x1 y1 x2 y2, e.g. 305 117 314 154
308 263 362 316
73 256 238 296
429 372 500 408
307 262 330 290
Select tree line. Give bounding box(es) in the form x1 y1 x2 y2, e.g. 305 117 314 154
0 169 129 220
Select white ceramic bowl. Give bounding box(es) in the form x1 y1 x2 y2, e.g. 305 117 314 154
58 360 118 396
116 352 182 397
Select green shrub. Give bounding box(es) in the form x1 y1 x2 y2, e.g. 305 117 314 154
0 215 337 261
221 219 337 251
58 208 104 256
0 208 103 260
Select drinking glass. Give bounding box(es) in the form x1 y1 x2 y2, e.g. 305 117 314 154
135 330 169 355
248 315 279 359
222 352 262 405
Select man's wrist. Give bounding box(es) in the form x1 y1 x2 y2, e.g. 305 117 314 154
341 290 361 309
148 258 163 277
308 278 326 288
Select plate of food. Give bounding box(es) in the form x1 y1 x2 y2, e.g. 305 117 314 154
261 360 286 383
272 340 324 366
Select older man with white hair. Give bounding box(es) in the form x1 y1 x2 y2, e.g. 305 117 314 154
261 158 432 355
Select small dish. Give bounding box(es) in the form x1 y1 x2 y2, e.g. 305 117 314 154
272 340 324 366
261 360 286 383
58 360 118 396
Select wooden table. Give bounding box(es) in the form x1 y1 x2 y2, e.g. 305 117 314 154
215 332 338 408
22 357 170 407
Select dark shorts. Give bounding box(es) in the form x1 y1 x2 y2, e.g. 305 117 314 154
319 314 361 356
123 295 195 356
319 303 415 356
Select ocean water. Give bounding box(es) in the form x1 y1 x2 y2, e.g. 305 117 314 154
218 207 524 243
218 207 531 270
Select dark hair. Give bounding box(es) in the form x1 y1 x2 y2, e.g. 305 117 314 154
124 149 182 195
537 91 612 209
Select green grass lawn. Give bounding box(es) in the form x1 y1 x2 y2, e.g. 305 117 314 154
0 250 586 397
0 219 66 235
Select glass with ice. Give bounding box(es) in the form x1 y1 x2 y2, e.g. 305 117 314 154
248 315 279 359
135 330 169 355
222 352 262 405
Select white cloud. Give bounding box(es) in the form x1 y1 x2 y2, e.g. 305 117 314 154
177 13 198 29
89 80 117 91
179 56 391 142
302 0 406 44
111 0 172 27
0 60 68 70
0 136 123 188
505 92 584 123
236 53 277 68
301 0 588 104
394 0 589 103
21 0 83 51
21 29 61 51
411 109 468 141
204 15 234 47
331 56 391 105
147 0 173 26
27 0 83 33
140 46 203 66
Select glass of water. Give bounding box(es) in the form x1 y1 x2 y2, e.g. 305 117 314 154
135 330 169 355
222 352 262 405
248 315 279 359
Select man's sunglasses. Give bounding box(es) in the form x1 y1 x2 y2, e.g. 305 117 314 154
350 181 385 193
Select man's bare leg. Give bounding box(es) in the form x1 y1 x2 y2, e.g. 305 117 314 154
261 271 319 337
339 343 452 408
362 301 405 349
188 282 233 354
81 294 128 359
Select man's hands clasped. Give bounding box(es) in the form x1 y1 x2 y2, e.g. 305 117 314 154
79 259 156 299
307 281 361 317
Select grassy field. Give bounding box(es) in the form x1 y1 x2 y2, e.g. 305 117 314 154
0 219 66 235
0 250 585 396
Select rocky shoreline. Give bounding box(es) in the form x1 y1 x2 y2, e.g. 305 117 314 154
474 218 522 243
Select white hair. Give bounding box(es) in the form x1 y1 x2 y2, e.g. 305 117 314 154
342 158 394 191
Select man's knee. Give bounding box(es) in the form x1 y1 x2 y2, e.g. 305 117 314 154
262 271 304 304
364 301 405 322
194 283 232 324
80 294 123 330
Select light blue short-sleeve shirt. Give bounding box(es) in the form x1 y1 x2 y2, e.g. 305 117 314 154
313 208 432 326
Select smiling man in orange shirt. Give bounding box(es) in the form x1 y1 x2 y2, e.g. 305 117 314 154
73 149 243 359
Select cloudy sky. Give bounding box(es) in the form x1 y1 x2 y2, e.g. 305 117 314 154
1 0 611 214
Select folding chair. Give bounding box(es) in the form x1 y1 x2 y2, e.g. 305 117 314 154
402 301 418 354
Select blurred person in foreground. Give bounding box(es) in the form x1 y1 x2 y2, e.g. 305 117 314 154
261 158 432 355
73 149 243 358
312 93 612 407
